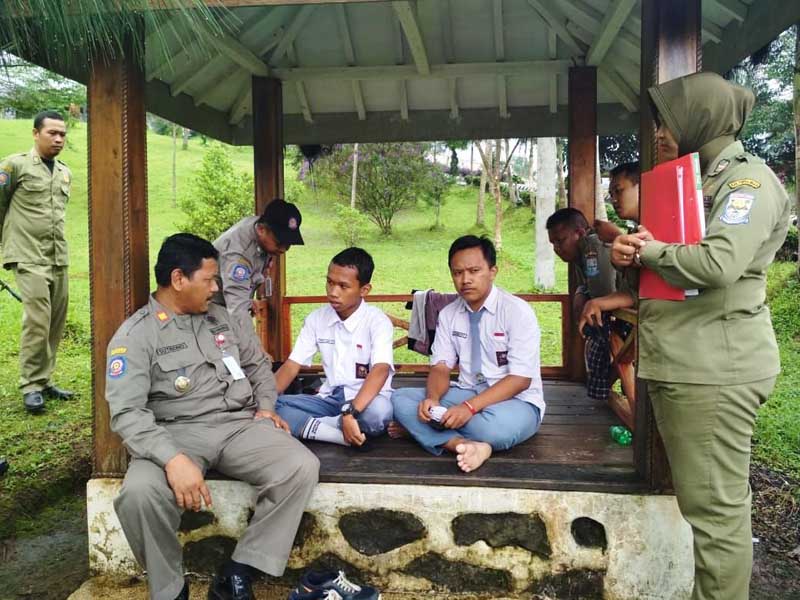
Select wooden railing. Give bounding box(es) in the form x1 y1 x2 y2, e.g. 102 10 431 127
280 293 573 379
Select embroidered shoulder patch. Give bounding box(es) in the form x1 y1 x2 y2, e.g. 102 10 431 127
720 191 755 225
230 263 251 282
727 178 761 190
110 346 127 356
0 171 9 187
108 356 127 379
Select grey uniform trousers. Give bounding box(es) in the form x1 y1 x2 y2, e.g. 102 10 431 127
114 412 319 600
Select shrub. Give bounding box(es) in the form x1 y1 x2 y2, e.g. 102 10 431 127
775 225 798 262
178 144 254 241
333 204 372 247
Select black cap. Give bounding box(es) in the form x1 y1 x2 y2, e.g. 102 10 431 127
261 199 304 246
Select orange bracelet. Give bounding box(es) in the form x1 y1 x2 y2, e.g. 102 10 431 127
464 400 478 415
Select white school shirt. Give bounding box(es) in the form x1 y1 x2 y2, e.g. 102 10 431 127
430 285 545 415
288 300 395 402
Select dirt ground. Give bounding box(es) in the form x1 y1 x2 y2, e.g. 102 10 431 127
1 464 798 600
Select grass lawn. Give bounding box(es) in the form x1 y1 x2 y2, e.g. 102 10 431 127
0 117 798 537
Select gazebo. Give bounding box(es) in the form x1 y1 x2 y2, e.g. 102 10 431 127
4 1 797 597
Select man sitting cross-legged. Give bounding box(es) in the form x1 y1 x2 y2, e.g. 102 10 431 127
391 235 544 473
275 247 394 449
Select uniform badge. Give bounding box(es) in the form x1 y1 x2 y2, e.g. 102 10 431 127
496 351 509 366
174 376 191 393
727 178 761 190
63 173 70 183
110 346 127 356
156 311 169 322
585 250 599 277
720 191 755 225
108 356 127 378
231 263 251 282
355 362 369 379
214 333 226 348
0 171 8 187
712 159 730 176
288 217 298 230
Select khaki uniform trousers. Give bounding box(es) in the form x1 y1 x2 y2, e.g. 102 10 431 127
114 413 319 600
648 377 776 600
13 263 69 394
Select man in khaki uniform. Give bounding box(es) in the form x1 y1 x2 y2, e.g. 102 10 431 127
612 72 790 600
213 199 304 334
0 110 73 413
107 233 319 600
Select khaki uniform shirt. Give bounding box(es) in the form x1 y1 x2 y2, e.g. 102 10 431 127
105 296 277 468
0 149 72 267
573 231 616 299
213 216 272 330
638 141 790 384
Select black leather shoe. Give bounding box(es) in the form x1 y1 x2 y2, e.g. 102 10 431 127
43 385 75 400
23 391 45 413
208 573 254 600
175 582 189 600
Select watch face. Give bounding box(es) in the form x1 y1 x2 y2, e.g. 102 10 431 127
341 402 352 414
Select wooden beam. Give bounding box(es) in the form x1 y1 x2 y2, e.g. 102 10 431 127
598 66 637 111
286 42 313 123
171 54 227 97
448 78 459 120
252 77 285 359
399 80 409 121
497 75 509 119
270 4 317 65
525 0 585 56
568 23 640 84
205 28 269 76
562 0 640 64
392 1 431 76
493 0 509 118
548 28 558 113
229 82 252 125
567 66 596 384
272 59 572 82
89 30 149 477
440 0 456 63
148 0 383 6
707 0 747 23
336 4 367 120
586 0 637 66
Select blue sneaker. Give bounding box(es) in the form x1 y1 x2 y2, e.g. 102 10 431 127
298 570 380 600
287 589 342 600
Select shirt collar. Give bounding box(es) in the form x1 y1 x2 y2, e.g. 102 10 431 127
326 299 367 332
458 285 498 316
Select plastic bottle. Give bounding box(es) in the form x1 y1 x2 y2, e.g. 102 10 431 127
610 425 633 446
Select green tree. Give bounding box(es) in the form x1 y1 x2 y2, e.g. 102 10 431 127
333 204 371 246
178 144 253 240
445 140 470 175
0 57 85 118
317 143 433 235
422 168 451 230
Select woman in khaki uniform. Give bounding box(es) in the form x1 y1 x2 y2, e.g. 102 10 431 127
612 72 790 600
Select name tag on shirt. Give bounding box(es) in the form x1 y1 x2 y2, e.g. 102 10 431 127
222 354 246 380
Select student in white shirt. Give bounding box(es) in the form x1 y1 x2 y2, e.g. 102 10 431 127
275 247 394 448
391 235 544 472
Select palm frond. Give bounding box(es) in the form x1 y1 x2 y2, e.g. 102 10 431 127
0 0 236 74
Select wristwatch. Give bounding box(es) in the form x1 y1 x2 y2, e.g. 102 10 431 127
340 401 362 419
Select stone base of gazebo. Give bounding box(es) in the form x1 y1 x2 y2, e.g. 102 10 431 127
85 480 693 599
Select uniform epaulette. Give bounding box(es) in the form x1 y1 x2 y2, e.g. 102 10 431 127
119 306 151 336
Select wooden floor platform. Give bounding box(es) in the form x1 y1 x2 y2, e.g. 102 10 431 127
306 380 644 494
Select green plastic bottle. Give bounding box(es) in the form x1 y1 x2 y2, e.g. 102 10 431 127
610 425 633 446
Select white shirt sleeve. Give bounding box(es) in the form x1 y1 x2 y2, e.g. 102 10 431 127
369 312 395 369
430 309 459 369
505 302 540 378
288 313 319 366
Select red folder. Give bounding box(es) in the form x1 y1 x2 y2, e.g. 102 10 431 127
639 153 705 301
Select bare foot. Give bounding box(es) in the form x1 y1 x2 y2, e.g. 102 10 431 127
455 441 492 473
387 421 409 439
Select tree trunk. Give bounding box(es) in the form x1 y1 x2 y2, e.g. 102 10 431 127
477 142 488 227
470 142 474 172
505 139 520 205
556 138 567 209
351 143 359 208
181 127 189 150
535 138 557 288
527 138 536 214
171 124 177 207
493 139 503 251
795 23 799 278
595 140 608 222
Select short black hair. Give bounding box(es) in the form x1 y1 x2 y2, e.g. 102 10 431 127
448 235 496 268
331 247 374 285
545 208 589 231
610 161 640 185
155 233 219 287
33 110 65 131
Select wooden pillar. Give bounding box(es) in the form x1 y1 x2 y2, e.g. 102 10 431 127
566 66 597 381
89 41 149 477
252 77 285 360
636 0 701 491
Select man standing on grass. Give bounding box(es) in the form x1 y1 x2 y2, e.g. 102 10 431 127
391 235 544 473
213 198 304 335
0 110 74 413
